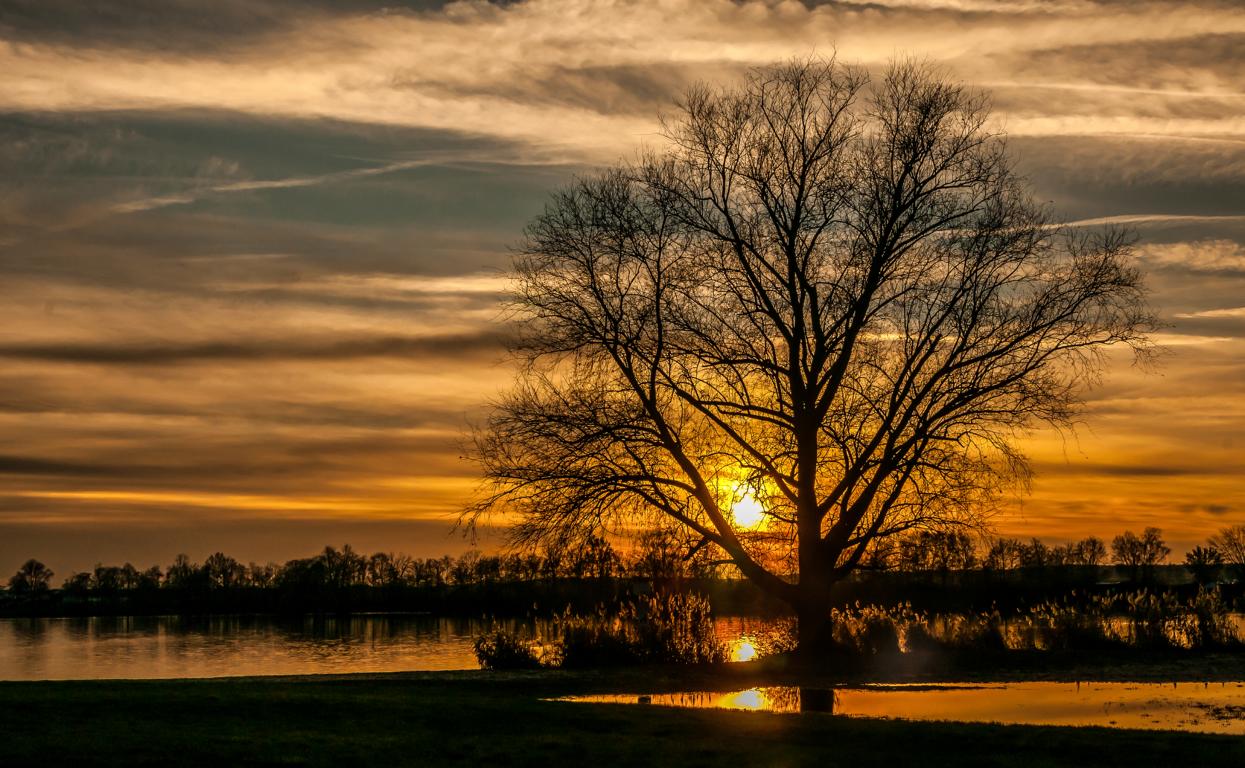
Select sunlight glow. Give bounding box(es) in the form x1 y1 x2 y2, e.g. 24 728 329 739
730 488 766 530
720 689 768 711
731 639 757 662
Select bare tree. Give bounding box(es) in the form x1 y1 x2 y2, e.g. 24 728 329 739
1209 524 1245 578
1184 545 1223 585
8 559 54 594
1112 527 1170 582
467 57 1154 653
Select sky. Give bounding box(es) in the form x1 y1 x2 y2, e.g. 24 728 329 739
1 0 1242 577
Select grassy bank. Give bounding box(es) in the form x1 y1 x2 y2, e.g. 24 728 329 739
2 662 1243 767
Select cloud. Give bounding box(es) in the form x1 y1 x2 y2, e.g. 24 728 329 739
1062 214 1245 228
1174 307 1245 319
110 157 472 214
3 1 1245 160
0 1 450 54
0 331 510 366
2 0 1244 563
1137 240 1245 274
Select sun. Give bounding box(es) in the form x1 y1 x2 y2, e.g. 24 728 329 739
730 488 766 530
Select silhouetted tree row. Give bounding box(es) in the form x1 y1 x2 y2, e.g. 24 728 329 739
5 525 1242 617
867 526 1243 582
0 533 722 614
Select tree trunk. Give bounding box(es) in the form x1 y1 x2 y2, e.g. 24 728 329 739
795 587 835 663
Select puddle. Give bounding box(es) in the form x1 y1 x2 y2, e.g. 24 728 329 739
552 682 1245 734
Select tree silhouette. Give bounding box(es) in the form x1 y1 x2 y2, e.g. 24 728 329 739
1209 524 1245 579
1112 527 1170 583
1184 545 1223 585
8 559 54 594
468 57 1154 653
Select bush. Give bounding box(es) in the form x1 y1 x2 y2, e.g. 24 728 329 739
631 591 727 665
1180 587 1239 649
476 591 728 670
831 603 903 655
1030 593 1119 651
552 607 641 668
750 617 799 658
473 627 544 670
1123 590 1182 649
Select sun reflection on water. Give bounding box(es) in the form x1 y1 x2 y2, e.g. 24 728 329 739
721 688 768 710
555 682 1245 734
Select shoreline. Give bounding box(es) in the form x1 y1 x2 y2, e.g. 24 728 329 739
5 648 1245 686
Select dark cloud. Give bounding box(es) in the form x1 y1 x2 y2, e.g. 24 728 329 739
0 429 474 506
0 110 576 293
1009 136 1245 221
398 61 755 117
0 331 509 366
0 1 451 54
983 32 1245 94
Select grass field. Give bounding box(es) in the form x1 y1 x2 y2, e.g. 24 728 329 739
2 662 1243 767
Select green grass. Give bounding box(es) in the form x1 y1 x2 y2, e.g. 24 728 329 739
1 666 1243 767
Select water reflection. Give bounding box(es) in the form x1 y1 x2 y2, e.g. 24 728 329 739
716 616 772 663
0 615 535 680
4 613 1245 682
557 682 1245 734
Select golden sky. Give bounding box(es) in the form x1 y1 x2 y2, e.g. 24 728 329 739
1 0 1242 574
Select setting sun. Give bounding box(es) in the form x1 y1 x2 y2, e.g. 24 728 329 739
731 489 766 530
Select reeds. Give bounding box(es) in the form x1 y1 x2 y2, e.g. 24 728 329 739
755 588 1242 658
476 588 1242 668
473 590 728 669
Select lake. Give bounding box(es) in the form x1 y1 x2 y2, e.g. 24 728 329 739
5 614 1245 735
0 614 772 680
0 614 496 680
2 613 1242 681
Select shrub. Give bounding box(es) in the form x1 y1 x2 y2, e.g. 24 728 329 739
478 591 728 670
630 591 727 664
830 603 903 655
1181 587 1240 649
1030 592 1119 650
938 609 1009 652
552 607 641 668
473 627 544 670
1123 590 1182 649
750 617 799 658
901 616 942 654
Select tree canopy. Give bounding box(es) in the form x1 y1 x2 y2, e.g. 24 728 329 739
467 57 1154 650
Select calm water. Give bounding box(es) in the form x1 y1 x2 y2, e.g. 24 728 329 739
0 614 496 680
2 613 1241 682
6 615 1245 734
0 614 769 681
556 682 1245 735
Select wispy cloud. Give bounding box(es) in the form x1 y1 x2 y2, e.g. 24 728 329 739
1174 307 1245 319
1062 214 1245 228
110 157 443 214
0 330 510 366
3 1 1245 160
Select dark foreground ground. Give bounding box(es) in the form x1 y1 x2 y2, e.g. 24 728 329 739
2 655 1244 767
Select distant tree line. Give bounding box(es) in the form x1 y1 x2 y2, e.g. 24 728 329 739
847 525 1241 583
0 532 730 616
4 525 1242 617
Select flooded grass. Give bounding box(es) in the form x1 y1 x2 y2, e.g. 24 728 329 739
554 681 1245 735
4 671 1244 767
